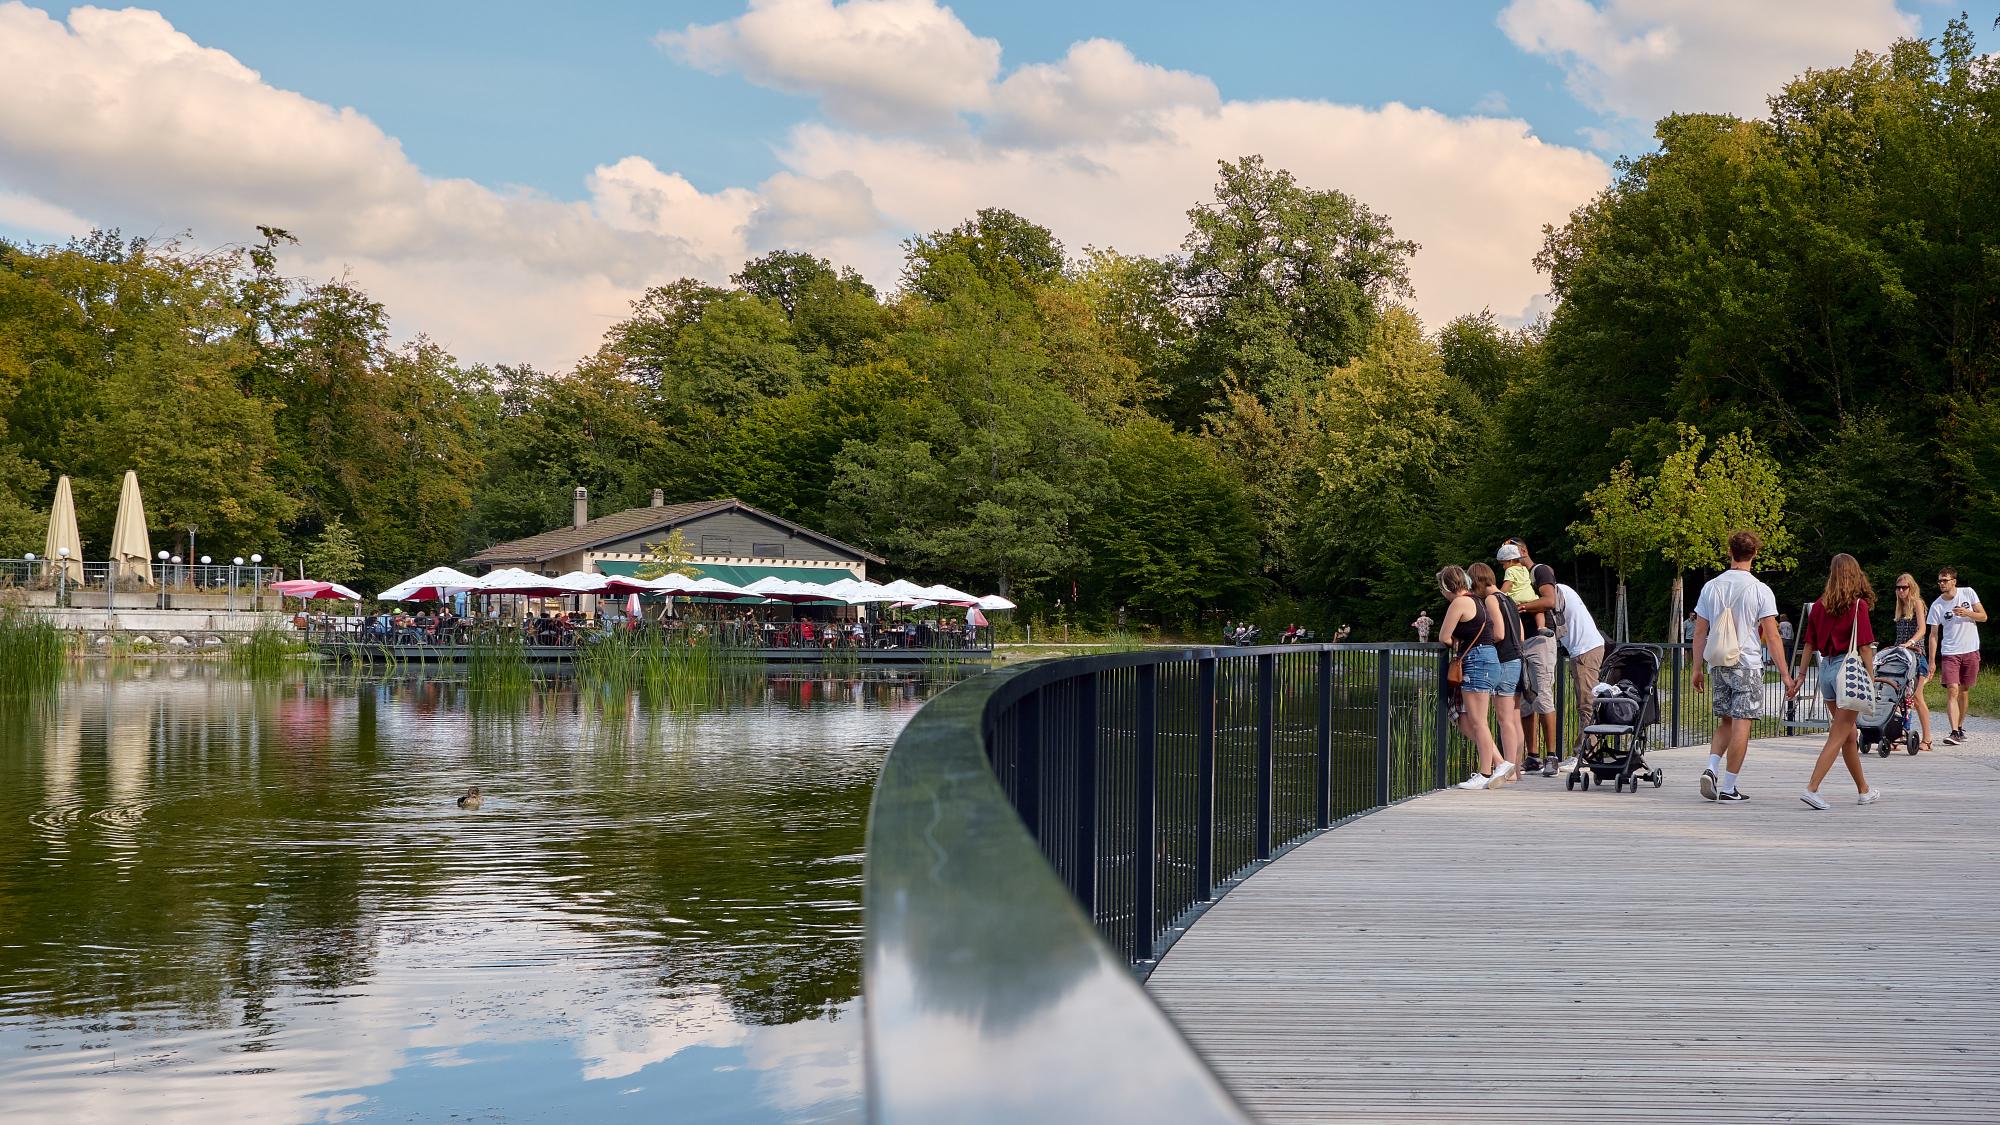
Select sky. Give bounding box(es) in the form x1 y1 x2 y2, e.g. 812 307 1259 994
0 1 1971 371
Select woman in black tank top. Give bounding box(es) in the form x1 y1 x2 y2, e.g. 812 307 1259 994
1469 563 1526 781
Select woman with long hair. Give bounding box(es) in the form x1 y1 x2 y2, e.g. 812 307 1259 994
1469 562 1527 780
1893 572 1934 752
1440 565 1515 790
1789 554 1882 808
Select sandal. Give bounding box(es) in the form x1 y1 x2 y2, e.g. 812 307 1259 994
1920 740 1934 752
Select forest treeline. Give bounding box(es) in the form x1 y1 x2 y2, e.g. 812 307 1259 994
0 24 1995 638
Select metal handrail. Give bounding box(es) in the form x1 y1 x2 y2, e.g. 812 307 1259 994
862 642 1466 1124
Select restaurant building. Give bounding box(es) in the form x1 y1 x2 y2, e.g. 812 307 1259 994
461 489 883 589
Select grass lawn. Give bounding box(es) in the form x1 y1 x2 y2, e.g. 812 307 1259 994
1923 674 2000 721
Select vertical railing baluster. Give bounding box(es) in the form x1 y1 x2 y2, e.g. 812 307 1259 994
1132 663 1157 963
1195 655 1216 899
1556 650 1569 762
1017 690 1042 842
1255 652 1274 861
1315 648 1333 828
1433 645 1451 790
1375 648 1392 807
1074 679 1098 915
1670 644 1683 747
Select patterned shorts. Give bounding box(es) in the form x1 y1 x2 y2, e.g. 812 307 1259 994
1710 664 1763 720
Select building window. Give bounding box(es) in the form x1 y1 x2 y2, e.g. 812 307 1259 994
750 542 785 558
699 535 732 555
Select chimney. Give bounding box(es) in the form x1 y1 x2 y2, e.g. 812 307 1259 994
651 488 665 508
573 486 589 529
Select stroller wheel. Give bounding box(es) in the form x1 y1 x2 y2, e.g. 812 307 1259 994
1652 772 1663 788
1614 776 1625 793
1877 742 1891 758
1565 772 1576 791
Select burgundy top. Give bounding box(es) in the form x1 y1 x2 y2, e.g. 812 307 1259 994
1805 598 1875 656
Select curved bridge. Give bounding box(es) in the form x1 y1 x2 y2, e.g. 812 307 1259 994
862 644 1997 1123
1149 728 2000 1124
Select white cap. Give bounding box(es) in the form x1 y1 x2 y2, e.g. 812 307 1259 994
1496 543 1522 562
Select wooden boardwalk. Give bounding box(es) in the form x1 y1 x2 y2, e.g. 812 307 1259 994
1149 725 2000 1124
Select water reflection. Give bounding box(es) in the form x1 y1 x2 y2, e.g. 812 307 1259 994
0 664 947 1123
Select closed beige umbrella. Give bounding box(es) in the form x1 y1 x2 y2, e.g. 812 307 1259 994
41 475 83 584
107 470 153 585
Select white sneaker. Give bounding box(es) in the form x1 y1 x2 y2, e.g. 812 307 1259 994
1457 772 1491 790
1857 789 1882 805
1559 757 1580 774
1800 790 1829 810
1491 761 1517 784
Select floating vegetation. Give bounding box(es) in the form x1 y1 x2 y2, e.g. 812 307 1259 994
0 610 71 695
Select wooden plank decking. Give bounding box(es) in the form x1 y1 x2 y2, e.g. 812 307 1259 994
1148 725 2000 1124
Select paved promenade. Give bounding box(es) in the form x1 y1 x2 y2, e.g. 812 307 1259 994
1149 723 2000 1124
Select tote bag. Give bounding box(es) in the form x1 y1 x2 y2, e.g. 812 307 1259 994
1833 609 1875 713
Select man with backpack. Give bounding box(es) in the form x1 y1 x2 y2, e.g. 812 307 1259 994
1690 531 1794 802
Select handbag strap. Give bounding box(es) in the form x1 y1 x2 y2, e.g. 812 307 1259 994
1846 602 1860 657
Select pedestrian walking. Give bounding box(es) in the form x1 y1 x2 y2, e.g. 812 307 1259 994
1500 539 1558 773
1791 553 1882 809
1438 566 1513 790
1927 566 1985 746
1892 573 1935 752
1689 531 1790 802
1413 610 1433 643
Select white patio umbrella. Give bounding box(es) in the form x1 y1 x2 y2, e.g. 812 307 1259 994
550 571 609 593
378 565 480 602
826 579 901 604
107 470 153 585
474 568 574 597
976 594 1017 611
914 583 979 605
41 475 83 584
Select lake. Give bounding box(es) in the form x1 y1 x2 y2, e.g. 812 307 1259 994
0 663 955 1123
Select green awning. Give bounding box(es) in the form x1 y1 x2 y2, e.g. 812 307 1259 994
592 560 860 584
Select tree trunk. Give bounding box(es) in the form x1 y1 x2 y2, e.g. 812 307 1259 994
1615 580 1630 644
1667 572 1685 646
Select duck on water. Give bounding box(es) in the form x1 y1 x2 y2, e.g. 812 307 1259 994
457 786 482 809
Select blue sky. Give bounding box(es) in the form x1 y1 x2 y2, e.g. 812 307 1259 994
0 2 1972 367
61 1 1616 199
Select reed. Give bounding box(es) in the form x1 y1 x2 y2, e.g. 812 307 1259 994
229 622 304 675
465 626 536 696
0 609 71 694
576 629 758 710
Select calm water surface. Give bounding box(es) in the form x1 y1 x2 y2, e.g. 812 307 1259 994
0 664 952 1123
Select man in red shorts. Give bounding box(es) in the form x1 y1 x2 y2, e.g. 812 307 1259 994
1928 567 1986 745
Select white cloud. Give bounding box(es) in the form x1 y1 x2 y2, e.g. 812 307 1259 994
779 101 1610 339
989 38 1219 146
0 0 1616 370
1499 0 1919 133
658 0 1000 130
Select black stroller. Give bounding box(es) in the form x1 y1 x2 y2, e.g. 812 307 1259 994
1566 645 1664 793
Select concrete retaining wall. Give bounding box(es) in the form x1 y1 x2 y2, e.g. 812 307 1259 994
22 608 289 649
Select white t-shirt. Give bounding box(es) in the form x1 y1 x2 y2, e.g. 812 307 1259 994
1694 568 1779 670
1556 583 1604 656
1928 587 1983 656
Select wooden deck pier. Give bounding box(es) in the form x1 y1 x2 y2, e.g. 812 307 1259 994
1148 728 2000 1124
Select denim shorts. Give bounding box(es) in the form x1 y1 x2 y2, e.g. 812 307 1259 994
1817 659 1847 706
1491 657 1522 696
1460 645 1500 694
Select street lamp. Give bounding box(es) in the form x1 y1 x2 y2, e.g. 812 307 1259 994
229 557 245 614
172 555 182 591
23 552 34 588
250 553 263 611
56 546 70 608
158 550 169 609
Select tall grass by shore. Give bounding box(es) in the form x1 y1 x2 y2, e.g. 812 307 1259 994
465 628 536 696
229 622 305 676
0 611 71 694
575 631 758 710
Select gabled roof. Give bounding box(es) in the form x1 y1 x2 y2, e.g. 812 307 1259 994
462 497 884 567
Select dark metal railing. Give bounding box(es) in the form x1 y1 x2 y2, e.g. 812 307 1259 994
862 636 1838 1123
863 643 1473 1124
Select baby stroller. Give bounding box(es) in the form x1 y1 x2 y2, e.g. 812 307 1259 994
1857 646 1921 757
1567 645 1664 793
